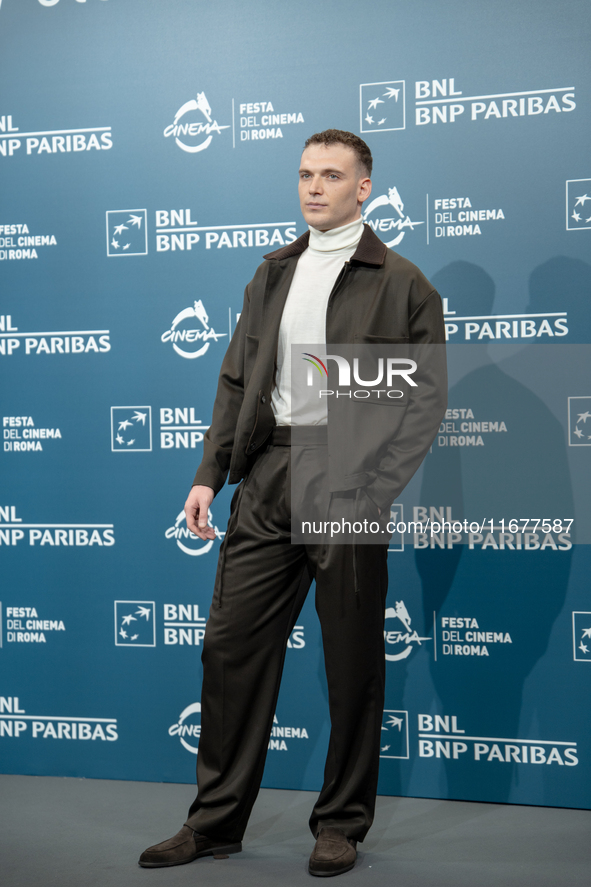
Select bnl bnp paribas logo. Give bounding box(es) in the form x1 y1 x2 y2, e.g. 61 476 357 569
163 92 229 154
566 180 591 231
110 406 208 452
360 77 575 130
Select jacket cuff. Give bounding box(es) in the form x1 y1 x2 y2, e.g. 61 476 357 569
191 466 225 496
364 480 398 514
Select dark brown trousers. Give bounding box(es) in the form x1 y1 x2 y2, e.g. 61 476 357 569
185 432 389 843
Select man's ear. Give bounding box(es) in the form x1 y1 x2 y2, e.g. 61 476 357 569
358 177 372 205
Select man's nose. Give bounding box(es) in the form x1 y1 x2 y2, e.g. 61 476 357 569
309 175 324 194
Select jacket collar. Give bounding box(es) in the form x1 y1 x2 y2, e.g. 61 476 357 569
263 223 388 266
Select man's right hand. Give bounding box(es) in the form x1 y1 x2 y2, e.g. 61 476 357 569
184 485 215 540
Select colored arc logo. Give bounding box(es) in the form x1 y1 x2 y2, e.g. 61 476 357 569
302 352 328 376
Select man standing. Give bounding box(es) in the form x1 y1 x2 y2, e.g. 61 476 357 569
140 130 446 876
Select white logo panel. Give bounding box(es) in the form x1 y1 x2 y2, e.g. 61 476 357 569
568 397 591 446
110 406 152 452
572 612 591 661
106 210 147 257
114 601 156 647
360 81 405 132
566 179 591 231
380 709 409 759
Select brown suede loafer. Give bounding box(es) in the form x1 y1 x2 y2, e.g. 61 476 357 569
138 825 242 868
308 827 357 877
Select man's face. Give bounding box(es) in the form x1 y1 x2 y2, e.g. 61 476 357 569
298 143 372 231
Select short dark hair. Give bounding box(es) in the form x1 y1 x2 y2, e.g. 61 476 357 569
303 129 373 177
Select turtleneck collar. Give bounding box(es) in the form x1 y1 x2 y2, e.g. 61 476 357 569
308 217 364 254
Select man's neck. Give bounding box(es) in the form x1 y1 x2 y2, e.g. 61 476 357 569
308 217 364 253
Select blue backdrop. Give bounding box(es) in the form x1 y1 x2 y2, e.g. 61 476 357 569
1 0 590 811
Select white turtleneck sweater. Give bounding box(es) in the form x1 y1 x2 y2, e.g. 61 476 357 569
271 217 364 426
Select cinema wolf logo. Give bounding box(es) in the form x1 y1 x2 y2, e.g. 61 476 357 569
362 185 424 248
165 509 225 556
384 602 431 661
163 91 230 154
169 702 201 754
161 300 226 360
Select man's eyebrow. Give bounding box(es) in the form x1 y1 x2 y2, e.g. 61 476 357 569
298 166 347 175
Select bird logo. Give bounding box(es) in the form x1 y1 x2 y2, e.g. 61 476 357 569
566 180 591 230
111 407 152 451
115 602 155 646
107 209 147 256
571 195 591 224
379 710 408 758
361 81 404 132
569 398 591 446
573 616 591 659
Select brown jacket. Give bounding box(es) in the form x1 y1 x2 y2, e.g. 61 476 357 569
193 224 447 511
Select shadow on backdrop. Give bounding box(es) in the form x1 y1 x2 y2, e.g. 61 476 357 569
528 256 591 345
415 261 573 803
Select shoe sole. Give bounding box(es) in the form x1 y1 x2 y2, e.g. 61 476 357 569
308 860 356 877
138 842 242 868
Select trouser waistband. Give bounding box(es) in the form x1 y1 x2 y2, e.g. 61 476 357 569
271 425 328 446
